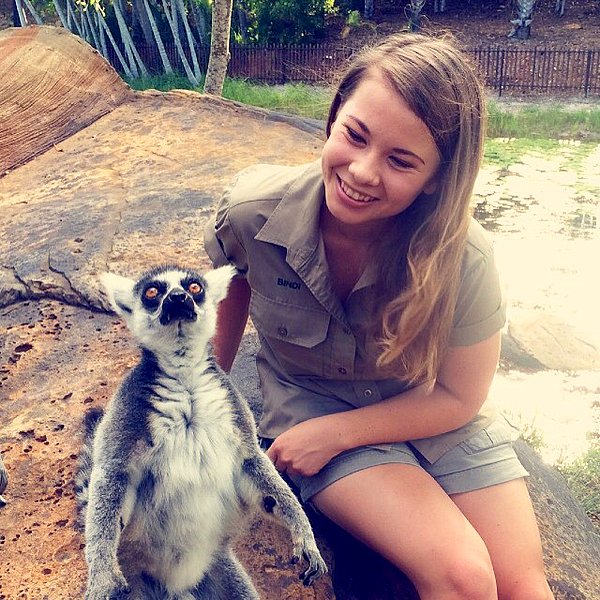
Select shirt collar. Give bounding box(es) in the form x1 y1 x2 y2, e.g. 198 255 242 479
254 160 323 267
254 160 377 319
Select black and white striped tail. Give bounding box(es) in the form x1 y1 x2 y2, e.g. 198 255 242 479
74 407 104 529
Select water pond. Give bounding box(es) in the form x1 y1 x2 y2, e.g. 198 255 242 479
474 139 600 465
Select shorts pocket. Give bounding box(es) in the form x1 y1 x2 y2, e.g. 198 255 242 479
459 416 520 454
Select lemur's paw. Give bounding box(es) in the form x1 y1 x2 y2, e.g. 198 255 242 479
292 540 327 586
85 571 131 600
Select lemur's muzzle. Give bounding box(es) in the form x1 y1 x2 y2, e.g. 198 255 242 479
159 290 197 324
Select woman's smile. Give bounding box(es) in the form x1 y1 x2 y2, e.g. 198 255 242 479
338 175 378 204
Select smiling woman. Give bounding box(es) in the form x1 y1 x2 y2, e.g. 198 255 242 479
204 33 554 600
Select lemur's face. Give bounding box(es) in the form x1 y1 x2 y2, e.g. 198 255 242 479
101 265 236 351
135 270 206 325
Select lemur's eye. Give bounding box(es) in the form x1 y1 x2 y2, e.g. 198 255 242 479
144 286 159 300
188 282 203 295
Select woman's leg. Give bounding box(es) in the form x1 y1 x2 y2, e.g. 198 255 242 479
312 463 498 600
451 479 554 600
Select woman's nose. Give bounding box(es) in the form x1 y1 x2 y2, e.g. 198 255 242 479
348 151 380 186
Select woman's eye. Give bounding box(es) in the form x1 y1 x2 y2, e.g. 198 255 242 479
144 287 159 300
344 126 365 144
389 156 412 169
188 282 203 295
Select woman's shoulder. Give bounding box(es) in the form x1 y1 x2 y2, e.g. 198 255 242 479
463 218 495 268
227 161 319 208
466 218 493 253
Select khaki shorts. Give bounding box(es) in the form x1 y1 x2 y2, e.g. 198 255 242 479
262 415 528 502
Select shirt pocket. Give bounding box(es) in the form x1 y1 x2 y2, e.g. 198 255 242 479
250 291 330 376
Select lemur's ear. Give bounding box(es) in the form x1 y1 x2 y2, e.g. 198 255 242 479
100 272 136 317
203 265 237 305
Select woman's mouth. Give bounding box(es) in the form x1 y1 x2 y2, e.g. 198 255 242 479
338 176 377 203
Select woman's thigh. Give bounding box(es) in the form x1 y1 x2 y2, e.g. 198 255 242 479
311 463 497 599
451 479 553 600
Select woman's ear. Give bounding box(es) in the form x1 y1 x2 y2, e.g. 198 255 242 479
423 176 439 195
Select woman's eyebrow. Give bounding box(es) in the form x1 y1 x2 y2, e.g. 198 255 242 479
347 115 425 165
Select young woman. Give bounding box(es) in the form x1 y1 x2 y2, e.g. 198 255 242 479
204 33 554 600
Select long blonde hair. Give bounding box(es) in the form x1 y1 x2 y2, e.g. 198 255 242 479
326 34 487 386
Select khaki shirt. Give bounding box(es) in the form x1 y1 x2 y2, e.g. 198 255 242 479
204 161 506 462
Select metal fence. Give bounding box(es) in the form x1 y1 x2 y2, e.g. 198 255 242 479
113 43 600 98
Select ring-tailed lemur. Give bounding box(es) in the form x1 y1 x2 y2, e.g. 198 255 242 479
76 265 327 600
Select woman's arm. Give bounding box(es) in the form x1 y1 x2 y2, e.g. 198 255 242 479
266 330 502 476
213 276 251 372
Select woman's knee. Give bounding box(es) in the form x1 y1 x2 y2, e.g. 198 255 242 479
416 547 497 600
499 577 554 600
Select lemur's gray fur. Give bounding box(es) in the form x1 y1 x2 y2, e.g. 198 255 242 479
76 265 326 600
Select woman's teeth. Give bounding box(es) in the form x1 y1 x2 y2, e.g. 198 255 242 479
340 179 376 203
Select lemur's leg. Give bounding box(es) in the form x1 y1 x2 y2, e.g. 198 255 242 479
242 453 327 585
192 548 259 600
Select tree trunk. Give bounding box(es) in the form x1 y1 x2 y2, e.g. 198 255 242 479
509 0 535 39
84 7 101 49
14 0 27 26
95 10 109 59
161 0 199 86
112 0 149 78
133 0 155 45
64 0 83 37
364 0 374 19
204 0 233 96
191 0 208 44
175 0 201 79
22 0 42 24
142 0 173 74
98 10 135 78
52 0 68 28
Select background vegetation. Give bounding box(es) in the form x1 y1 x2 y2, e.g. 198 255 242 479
127 74 600 141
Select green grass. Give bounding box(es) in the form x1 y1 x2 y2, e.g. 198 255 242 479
126 73 195 92
221 79 333 120
126 74 600 141
126 74 333 121
557 444 600 521
487 101 600 141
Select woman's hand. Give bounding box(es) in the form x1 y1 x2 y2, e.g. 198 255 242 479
266 416 344 477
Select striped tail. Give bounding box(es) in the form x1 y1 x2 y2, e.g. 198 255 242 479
74 407 104 529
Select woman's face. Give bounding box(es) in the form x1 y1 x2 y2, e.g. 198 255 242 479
321 71 441 236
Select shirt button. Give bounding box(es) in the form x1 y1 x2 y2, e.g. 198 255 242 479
277 326 288 337
338 367 347 375
364 388 373 397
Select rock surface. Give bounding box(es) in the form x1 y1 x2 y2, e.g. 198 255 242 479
0 25 598 600
507 310 600 371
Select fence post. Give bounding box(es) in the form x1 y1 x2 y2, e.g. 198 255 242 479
583 49 593 98
498 48 505 98
280 45 288 85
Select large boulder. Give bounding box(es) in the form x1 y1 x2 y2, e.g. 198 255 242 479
0 25 598 600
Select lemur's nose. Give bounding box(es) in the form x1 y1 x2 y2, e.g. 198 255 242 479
168 290 187 303
160 289 196 324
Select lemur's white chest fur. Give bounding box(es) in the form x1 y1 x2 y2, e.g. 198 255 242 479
124 361 247 591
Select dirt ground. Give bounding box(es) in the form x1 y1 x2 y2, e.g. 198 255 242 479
328 0 600 49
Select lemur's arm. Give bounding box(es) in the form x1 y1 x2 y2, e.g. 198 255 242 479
84 415 136 599
242 451 327 586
